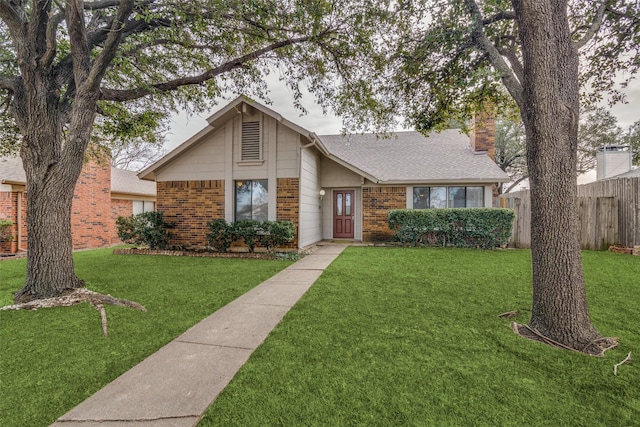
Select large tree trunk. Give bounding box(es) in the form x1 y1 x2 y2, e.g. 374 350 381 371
12 82 95 302
513 0 600 349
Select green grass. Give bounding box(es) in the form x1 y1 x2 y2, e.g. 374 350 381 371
202 247 640 426
0 248 293 427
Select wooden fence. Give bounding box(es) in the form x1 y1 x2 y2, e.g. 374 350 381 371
500 176 639 250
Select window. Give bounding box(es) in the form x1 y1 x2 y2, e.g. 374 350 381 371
413 186 484 209
235 180 268 221
133 200 155 215
241 121 261 160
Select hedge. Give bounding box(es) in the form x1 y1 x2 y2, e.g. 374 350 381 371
388 208 514 249
206 220 295 253
116 211 174 250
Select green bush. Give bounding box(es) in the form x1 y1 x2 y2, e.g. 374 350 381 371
234 220 261 252
205 219 295 253
116 211 173 249
206 219 235 252
0 219 13 242
388 208 514 249
261 221 296 253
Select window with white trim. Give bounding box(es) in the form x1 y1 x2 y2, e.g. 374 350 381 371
133 200 155 215
413 186 484 209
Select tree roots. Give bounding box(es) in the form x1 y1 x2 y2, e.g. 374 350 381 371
0 288 146 337
511 322 619 357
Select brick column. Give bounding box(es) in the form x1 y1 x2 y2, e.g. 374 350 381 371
276 178 299 248
362 186 406 242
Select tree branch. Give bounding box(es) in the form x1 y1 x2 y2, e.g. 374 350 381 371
0 0 27 35
482 10 516 25
100 35 315 102
40 11 66 69
464 0 523 107
573 1 609 50
497 45 524 84
66 0 92 85
84 0 135 93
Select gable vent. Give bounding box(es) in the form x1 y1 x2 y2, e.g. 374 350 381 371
241 121 261 160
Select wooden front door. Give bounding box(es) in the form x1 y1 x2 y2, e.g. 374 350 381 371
333 190 355 239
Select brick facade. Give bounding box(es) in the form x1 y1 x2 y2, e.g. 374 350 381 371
110 199 134 244
470 110 496 161
0 191 27 253
276 178 300 248
362 186 407 242
70 161 112 250
157 180 225 247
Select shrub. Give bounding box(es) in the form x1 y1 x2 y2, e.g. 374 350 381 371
206 219 235 252
205 219 295 253
116 211 173 249
233 220 262 252
0 219 13 242
261 221 295 253
388 208 514 249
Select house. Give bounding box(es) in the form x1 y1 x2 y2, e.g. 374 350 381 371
0 157 156 254
138 97 508 249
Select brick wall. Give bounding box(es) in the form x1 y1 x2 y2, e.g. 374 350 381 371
71 161 112 250
110 198 133 244
0 191 26 253
157 180 225 247
276 178 299 248
362 186 406 242
470 110 496 161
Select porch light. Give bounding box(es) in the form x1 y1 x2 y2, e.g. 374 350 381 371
319 189 326 200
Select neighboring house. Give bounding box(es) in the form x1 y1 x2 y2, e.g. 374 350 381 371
139 97 508 249
0 157 156 254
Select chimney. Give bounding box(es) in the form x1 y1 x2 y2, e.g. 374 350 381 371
470 108 496 161
596 145 632 180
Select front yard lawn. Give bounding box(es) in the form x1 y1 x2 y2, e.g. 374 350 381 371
203 247 640 426
0 248 293 427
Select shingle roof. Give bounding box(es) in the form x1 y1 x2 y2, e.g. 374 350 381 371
0 156 26 183
605 167 640 179
318 130 508 183
110 167 156 196
0 156 155 196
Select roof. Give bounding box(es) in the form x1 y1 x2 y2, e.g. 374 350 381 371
0 156 155 196
0 156 26 184
605 167 640 179
110 167 156 196
138 97 508 184
318 131 508 183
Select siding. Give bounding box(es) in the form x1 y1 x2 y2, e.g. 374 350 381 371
299 148 322 247
156 126 226 181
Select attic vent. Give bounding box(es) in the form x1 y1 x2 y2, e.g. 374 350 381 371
241 121 261 160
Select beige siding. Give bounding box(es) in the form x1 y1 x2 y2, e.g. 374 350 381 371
320 157 362 187
299 148 322 247
156 126 226 181
276 123 301 178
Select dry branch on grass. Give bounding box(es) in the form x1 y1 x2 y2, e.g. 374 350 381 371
0 288 146 337
613 352 632 376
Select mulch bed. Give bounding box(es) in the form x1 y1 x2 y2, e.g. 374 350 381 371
113 248 281 259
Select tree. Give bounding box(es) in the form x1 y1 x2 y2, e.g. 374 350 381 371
494 114 526 193
627 120 640 166
577 107 625 172
376 0 639 354
0 0 393 302
498 106 631 193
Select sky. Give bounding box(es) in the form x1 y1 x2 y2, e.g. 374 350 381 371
164 74 640 151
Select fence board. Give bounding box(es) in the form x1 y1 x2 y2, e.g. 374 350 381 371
500 176 638 249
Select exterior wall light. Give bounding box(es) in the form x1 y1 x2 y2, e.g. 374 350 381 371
319 189 326 201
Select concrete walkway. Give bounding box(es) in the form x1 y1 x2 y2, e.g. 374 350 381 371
52 244 347 427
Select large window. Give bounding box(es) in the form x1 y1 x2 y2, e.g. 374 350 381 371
235 179 268 221
413 186 484 209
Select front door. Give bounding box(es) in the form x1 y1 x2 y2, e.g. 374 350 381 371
333 190 355 239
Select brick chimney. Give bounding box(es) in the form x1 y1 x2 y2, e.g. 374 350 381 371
470 108 496 161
